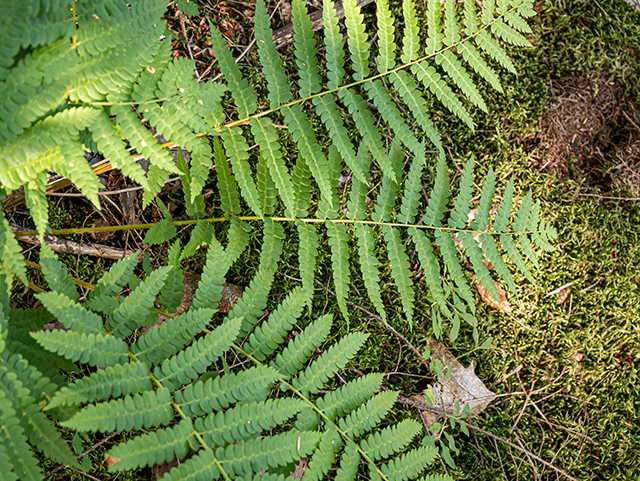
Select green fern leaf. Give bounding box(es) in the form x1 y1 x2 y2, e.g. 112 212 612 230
47 361 152 410
343 0 370 80
339 390 398 438
458 41 504 93
391 72 443 152
39 245 79 301
107 265 171 338
257 154 278 216
6 307 53 332
293 332 368 395
473 168 497 231
412 62 474 129
34 291 103 335
254 0 292 109
482 234 518 297
492 19 532 47
61 388 174 433
417 475 455 481
435 230 476 313
282 105 333 206
250 118 297 218
460 232 500 302
221 130 263 216
494 178 514 233
245 287 309 361
132 308 217 366
153 318 241 391
437 51 488 112
380 446 438 481
501 233 535 284
224 217 251 267
5 325 78 374
23 172 49 236
400 0 420 63
55 147 102 207
335 441 360 481
181 220 215 261
322 0 346 89
292 157 313 218
159 448 219 481
313 94 366 183
399 149 427 225
0 207 27 288
361 419 422 461
193 236 227 311
375 0 397 73
272 314 333 377
384 227 415 326
514 191 539 267
216 430 320 477
449 157 475 229
30 329 129 367
175 365 280 417
425 0 444 54
0 400 42 481
1 351 58 409
338 90 394 182
88 250 139 299
318 372 383 422
296 222 319 304
159 267 185 314
209 26 257 119
144 219 177 245
196 398 306 446
475 30 517 74
304 425 342 481
106 418 198 471
291 0 321 98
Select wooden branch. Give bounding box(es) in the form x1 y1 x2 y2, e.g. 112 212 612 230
11 224 134 260
272 0 376 48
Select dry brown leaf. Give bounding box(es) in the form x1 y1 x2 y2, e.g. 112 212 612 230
570 351 584 362
477 280 511 314
414 338 496 427
557 288 570 305
105 455 121 467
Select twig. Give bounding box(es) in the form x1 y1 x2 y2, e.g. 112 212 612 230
461 422 580 481
578 279 600 294
490 364 522 388
508 313 547 335
622 110 640 133
11 224 135 260
545 282 573 296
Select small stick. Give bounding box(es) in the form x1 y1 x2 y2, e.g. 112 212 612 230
11 224 134 260
579 279 600 294
546 282 573 297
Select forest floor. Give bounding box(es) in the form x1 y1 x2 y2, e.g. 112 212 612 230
6 0 640 480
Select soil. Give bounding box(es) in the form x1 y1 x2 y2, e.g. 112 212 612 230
535 73 640 195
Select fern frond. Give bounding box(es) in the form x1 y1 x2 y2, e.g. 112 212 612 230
343 0 370 80
282 105 333 205
216 430 320 477
23 172 49 235
339 390 398 438
460 231 500 302
384 227 415 325
449 157 475 229
245 287 309 362
272 314 333 377
293 332 368 395
492 19 532 47
0 213 26 291
425 0 443 54
224 217 251 266
417 475 455 481
160 268 185 314
47 361 152 410
144 218 178 245
192 236 228 311
335 442 360 481
380 446 438 481
153 317 241 391
250 118 296 217
221 128 263 217
106 418 198 471
61 388 174 433
34 291 102 336
412 62 474 129
181 220 215 261
475 30 517 74
322 0 346 89
30 329 129 367
361 419 422 461
304 425 343 481
297 221 319 303
132 308 216 365
319 373 384 423
0 398 42 481
107 265 171 338
160 447 220 481
435 230 476 313
5 326 78 374
257 154 278 216
437 50 488 113
54 146 102 207
175 365 280 417
196 398 305 446
38 245 79 301
291 0 321 97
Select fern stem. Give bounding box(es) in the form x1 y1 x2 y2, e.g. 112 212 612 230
229 343 391 481
218 3 525 131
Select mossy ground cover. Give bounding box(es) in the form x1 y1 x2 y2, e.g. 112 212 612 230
8 0 639 479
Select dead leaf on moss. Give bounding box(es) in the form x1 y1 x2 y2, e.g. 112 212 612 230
570 351 584 362
558 288 570 305
477 280 511 314
412 338 496 428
